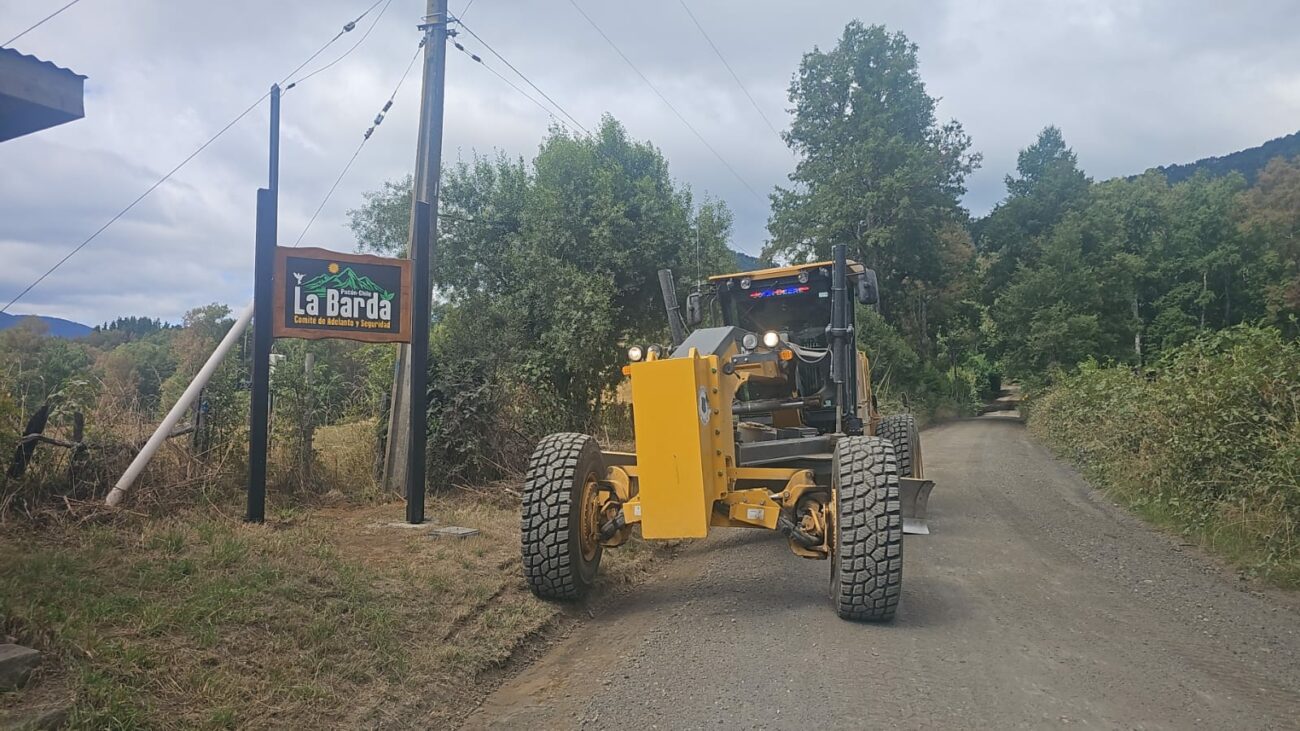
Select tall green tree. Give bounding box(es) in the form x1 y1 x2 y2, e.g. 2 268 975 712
764 22 979 354
348 117 737 481
978 126 1091 293
1239 156 1300 324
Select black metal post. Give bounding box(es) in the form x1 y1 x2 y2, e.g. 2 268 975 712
406 201 432 524
829 244 850 433
658 268 686 347
247 84 280 523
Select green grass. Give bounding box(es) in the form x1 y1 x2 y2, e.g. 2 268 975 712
0 495 657 729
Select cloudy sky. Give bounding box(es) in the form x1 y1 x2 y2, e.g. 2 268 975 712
2 0 1298 325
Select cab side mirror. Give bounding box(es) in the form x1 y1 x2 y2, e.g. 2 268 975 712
857 269 879 306
685 291 703 327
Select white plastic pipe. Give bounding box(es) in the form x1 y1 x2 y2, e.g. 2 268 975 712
106 302 254 507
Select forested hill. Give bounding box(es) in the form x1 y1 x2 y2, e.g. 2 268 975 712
0 312 92 339
732 249 768 272
1149 129 1300 184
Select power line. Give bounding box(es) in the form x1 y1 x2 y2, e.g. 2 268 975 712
565 0 764 200
295 38 426 246
286 0 395 91
451 39 572 130
0 91 271 315
677 0 783 143
2 0 85 47
0 0 386 315
455 20 589 135
280 0 386 88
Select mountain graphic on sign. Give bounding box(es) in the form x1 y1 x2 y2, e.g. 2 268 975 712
301 267 394 301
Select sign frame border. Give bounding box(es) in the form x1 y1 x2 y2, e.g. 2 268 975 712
271 246 414 343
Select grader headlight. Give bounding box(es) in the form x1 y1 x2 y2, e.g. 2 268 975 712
627 345 644 362
762 331 781 349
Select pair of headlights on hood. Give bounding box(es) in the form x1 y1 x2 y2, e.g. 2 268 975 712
626 331 781 362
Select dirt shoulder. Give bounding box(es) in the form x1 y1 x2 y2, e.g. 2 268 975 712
0 493 658 729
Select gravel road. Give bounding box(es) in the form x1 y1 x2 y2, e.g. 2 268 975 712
462 416 1300 730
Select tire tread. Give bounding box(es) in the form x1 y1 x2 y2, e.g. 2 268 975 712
833 436 904 622
521 432 596 600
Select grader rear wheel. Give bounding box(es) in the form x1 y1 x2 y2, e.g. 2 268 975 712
521 433 605 600
877 413 921 478
830 436 904 622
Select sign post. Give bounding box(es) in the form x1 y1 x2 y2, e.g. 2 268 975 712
247 83 280 524
256 244 416 521
406 202 432 523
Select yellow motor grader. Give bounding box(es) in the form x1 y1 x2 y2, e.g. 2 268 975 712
520 245 933 621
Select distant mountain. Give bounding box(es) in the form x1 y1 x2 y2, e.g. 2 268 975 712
0 311 92 339
1149 130 1300 185
732 249 769 272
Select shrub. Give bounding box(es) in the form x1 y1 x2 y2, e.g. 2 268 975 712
1030 325 1300 583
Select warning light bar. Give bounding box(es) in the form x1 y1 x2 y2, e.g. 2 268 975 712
749 285 811 299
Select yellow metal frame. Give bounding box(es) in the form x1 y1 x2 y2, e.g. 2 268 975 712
707 259 866 284
613 342 836 558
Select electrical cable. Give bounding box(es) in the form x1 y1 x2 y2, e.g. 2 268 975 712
2 0 85 47
0 90 270 315
0 0 386 315
451 39 570 130
565 0 763 200
455 20 589 135
295 37 426 246
285 0 394 92
280 0 385 87
788 340 830 363
676 0 783 143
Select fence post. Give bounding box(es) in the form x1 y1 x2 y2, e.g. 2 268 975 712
70 411 86 476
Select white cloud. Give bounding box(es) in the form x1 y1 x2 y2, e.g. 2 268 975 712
1 0 1297 324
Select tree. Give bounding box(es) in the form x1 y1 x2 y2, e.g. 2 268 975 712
348 117 739 481
1239 156 1300 323
764 22 979 354
349 176 413 256
978 126 1091 293
0 318 94 417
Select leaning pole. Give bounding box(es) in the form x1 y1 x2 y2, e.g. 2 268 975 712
106 302 253 507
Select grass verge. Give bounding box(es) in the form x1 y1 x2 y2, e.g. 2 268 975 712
0 492 656 729
1026 326 1300 587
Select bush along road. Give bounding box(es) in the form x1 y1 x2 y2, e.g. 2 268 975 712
461 416 1300 730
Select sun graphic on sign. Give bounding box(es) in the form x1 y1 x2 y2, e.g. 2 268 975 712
328 262 340 274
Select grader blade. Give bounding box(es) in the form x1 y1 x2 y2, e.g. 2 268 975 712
898 477 934 535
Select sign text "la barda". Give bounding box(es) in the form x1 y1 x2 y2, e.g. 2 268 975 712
294 287 392 323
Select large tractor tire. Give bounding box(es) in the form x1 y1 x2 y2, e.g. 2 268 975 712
521 433 605 600
830 436 903 622
877 413 922 478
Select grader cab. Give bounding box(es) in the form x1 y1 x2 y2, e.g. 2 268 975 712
520 244 933 621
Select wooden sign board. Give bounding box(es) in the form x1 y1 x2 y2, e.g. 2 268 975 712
272 247 413 343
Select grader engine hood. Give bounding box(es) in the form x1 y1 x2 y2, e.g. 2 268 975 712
626 328 740 539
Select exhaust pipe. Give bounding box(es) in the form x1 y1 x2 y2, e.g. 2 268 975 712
658 268 687 347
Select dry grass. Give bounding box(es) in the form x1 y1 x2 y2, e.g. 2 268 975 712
0 492 657 729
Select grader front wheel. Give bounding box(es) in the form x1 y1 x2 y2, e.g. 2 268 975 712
830 436 904 622
521 433 606 600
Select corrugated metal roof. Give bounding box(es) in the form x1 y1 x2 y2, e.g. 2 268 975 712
0 46 86 79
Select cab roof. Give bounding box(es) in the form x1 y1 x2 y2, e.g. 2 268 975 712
708 259 865 284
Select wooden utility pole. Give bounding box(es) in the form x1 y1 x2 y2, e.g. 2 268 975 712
383 0 449 522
